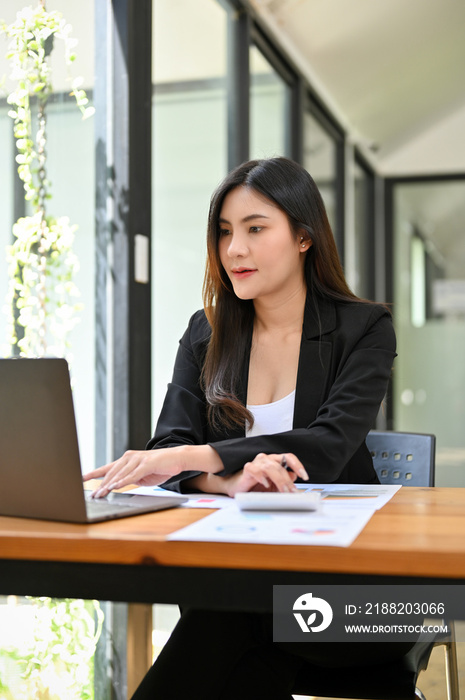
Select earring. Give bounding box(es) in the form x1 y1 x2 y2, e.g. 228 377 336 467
300 237 306 248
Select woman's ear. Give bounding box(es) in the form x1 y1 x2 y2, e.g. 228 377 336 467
299 234 313 252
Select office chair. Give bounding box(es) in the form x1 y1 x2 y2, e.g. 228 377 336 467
366 430 435 487
290 430 460 700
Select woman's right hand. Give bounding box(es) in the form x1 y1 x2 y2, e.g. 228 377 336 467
83 443 225 498
223 452 308 497
83 448 184 498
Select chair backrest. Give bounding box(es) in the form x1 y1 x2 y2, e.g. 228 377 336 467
366 430 435 487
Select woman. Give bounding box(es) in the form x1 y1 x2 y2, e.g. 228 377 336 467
86 156 395 498
85 157 402 698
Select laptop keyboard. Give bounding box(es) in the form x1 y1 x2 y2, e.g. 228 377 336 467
85 496 138 517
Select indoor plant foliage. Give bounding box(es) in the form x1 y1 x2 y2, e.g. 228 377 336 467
1 1 94 357
0 597 104 700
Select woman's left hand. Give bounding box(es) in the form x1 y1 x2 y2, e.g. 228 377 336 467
224 452 309 497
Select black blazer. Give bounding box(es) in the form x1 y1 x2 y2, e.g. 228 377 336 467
148 294 396 492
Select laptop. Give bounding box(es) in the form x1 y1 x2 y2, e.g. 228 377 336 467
0 357 187 523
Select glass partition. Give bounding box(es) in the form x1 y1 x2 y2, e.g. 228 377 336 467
303 109 338 235
250 44 290 159
151 0 228 422
392 178 465 487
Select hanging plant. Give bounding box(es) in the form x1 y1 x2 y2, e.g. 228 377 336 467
1 1 94 357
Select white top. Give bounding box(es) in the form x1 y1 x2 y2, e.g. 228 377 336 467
246 390 296 438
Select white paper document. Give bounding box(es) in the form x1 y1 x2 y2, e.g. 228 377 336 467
126 482 400 511
295 483 401 509
167 503 375 547
124 485 233 509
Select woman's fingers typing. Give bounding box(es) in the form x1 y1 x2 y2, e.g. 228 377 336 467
84 449 182 498
82 464 113 481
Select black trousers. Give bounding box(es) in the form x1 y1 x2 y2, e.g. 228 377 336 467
130 609 416 700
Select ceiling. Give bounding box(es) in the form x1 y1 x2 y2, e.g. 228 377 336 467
249 0 465 175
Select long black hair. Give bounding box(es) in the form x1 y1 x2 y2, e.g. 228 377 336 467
202 157 360 431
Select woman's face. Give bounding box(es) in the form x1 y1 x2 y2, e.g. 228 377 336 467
218 186 310 303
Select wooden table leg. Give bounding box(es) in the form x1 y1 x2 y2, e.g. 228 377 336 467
126 603 153 698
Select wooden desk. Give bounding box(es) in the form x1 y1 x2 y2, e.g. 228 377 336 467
1 487 465 610
2 486 465 697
